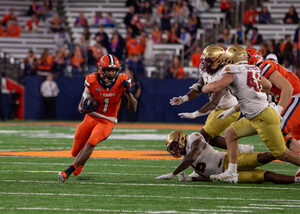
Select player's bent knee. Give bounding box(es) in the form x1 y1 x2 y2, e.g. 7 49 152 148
224 127 238 142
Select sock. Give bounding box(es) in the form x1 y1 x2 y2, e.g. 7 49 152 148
64 164 76 177
227 163 237 173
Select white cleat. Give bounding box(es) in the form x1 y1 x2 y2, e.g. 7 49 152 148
238 144 254 153
210 170 238 184
188 171 200 178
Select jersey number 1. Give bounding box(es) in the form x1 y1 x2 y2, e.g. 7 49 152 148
102 98 109 113
247 71 262 92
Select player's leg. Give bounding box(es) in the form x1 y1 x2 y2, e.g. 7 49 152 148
264 171 299 184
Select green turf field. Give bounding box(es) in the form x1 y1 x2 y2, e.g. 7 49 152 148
0 122 299 214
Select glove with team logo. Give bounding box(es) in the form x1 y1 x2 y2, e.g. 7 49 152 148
122 79 131 94
155 173 175 180
81 97 98 114
216 106 237 119
170 95 189 106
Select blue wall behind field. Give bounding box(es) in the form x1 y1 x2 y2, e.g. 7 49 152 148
24 76 209 124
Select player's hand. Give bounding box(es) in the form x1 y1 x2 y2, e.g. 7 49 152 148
178 172 192 182
178 112 198 119
122 79 131 94
81 97 98 114
155 173 174 180
216 107 236 119
170 96 187 106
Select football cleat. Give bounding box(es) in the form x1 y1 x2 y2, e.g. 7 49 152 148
238 144 254 153
73 165 83 176
57 171 68 183
210 170 238 184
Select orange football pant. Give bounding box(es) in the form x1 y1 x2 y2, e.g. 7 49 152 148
71 114 114 157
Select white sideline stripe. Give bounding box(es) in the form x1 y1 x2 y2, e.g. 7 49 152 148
0 161 173 168
2 179 300 192
190 209 251 213
0 191 298 204
218 206 283 210
250 203 300 208
0 207 187 214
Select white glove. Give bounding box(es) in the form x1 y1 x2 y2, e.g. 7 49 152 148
178 172 193 182
216 107 237 119
189 83 203 93
155 173 175 180
170 95 189 106
178 110 209 119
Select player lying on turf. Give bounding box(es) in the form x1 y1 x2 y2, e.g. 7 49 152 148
170 45 253 153
155 131 300 184
57 54 137 183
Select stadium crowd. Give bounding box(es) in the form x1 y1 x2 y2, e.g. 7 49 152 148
0 0 300 80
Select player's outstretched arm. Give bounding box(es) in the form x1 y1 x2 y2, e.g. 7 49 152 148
216 104 240 119
202 74 233 93
122 79 137 112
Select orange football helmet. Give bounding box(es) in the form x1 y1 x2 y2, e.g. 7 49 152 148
97 54 121 84
246 48 263 65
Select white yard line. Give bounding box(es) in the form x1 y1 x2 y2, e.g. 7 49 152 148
190 209 252 213
2 179 300 192
218 206 283 210
250 204 300 208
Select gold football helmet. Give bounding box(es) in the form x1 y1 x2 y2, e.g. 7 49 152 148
165 130 187 158
224 45 248 65
200 45 225 74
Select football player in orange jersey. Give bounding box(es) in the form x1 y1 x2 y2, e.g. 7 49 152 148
58 54 137 183
247 48 300 154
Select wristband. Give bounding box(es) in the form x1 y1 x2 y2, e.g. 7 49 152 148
181 95 189 102
197 84 204 93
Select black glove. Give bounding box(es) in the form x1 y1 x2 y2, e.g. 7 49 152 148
81 98 98 114
122 79 131 94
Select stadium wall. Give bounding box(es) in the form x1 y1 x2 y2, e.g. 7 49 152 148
24 76 209 124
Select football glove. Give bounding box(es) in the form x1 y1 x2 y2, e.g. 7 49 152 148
122 79 131 94
216 106 237 119
178 110 210 119
155 173 174 180
170 95 189 106
81 98 98 114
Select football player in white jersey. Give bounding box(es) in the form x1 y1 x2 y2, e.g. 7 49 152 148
155 130 300 184
170 45 253 153
199 45 300 183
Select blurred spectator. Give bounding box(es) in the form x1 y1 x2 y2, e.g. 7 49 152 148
187 16 197 36
151 24 163 44
52 51 66 76
141 1 153 27
95 25 110 51
191 45 202 67
231 23 243 44
160 3 172 31
207 0 216 8
217 38 226 50
0 25 4 37
220 0 232 26
123 5 135 29
258 6 272 24
71 45 85 77
281 34 295 64
166 26 180 44
24 50 38 76
1 9 17 28
130 12 143 35
283 59 296 73
249 27 263 45
166 56 184 79
103 12 116 28
87 42 107 74
74 12 88 27
40 74 59 120
219 27 231 45
195 0 209 13
25 14 39 32
42 0 53 19
126 54 145 81
283 5 299 24
293 20 300 65
126 0 141 13
267 39 281 58
27 0 41 17
54 28 71 51
110 30 125 60
243 4 258 36
245 39 253 49
6 20 21 37
173 0 189 26
143 34 154 65
126 34 141 56
50 13 63 32
0 72 5 121
259 42 269 58
93 12 104 27
38 48 53 74
191 12 201 30
180 27 192 50
139 31 147 55
77 26 91 52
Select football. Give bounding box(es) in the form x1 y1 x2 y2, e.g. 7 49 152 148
85 97 98 107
